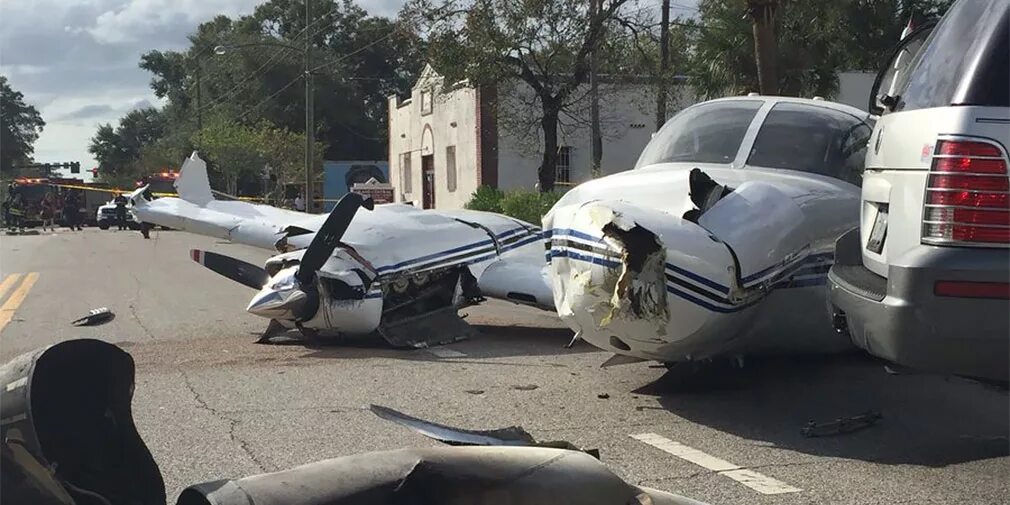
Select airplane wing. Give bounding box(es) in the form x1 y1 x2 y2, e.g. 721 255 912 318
131 152 554 311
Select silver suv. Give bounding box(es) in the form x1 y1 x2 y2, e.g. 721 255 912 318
828 0 1009 384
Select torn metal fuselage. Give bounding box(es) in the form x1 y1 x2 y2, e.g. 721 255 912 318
545 165 859 364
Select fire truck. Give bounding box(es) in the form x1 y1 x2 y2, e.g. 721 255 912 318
136 170 179 195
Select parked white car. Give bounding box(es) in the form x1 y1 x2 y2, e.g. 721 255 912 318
828 0 1009 384
96 201 141 230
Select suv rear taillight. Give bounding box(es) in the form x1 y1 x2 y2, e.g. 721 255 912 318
922 138 1010 246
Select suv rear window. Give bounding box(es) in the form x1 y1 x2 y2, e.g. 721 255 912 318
897 0 1009 110
747 103 873 186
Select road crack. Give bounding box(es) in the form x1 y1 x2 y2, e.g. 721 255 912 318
180 369 269 473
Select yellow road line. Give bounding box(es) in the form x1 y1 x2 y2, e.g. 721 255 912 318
0 274 22 302
0 273 39 334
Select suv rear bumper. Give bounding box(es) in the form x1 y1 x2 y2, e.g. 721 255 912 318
828 228 1009 382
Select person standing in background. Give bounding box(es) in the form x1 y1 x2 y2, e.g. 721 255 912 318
63 191 83 231
40 191 56 231
113 192 128 230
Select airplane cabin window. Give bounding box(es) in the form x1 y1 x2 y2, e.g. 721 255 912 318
634 100 763 168
747 103 873 186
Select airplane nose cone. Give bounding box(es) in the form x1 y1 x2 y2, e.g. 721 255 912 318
246 287 307 319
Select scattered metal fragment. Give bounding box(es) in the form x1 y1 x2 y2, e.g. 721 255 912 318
465 389 485 395
369 404 601 458
597 393 610 399
801 410 882 437
513 384 539 391
601 353 648 368
71 307 115 326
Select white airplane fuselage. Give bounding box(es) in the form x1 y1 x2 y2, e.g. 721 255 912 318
544 163 859 363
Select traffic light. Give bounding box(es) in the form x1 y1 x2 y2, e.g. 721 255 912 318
90 167 98 177
70 162 80 174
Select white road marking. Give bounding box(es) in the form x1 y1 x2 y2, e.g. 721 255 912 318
427 348 466 358
630 433 802 495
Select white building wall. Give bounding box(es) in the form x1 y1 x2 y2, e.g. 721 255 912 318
388 67 481 209
496 81 696 191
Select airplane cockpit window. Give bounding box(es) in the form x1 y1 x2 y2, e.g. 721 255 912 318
634 100 763 168
746 102 874 186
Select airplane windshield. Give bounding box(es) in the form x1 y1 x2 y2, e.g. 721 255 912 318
746 102 874 186
634 100 764 168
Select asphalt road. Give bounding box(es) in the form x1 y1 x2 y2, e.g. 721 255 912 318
1 227 1007 504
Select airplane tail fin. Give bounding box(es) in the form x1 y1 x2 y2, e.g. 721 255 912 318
174 151 214 206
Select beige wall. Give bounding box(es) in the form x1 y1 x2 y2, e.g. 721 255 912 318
388 67 481 209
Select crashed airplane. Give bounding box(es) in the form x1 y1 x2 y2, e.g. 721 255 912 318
540 96 874 365
130 95 872 366
129 153 551 346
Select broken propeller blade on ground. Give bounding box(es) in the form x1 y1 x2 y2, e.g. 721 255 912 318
71 307 115 326
369 404 600 458
190 249 270 290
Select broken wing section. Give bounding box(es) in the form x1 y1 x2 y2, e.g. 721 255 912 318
129 153 322 251
178 446 707 505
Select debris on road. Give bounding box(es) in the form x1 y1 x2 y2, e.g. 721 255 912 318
513 384 539 391
801 410 883 437
369 404 601 458
597 393 610 399
71 307 115 326
465 389 485 395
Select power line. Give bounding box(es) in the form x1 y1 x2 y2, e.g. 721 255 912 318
196 6 349 115
226 23 405 121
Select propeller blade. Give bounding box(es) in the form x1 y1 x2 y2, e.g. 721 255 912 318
295 192 374 284
191 249 270 290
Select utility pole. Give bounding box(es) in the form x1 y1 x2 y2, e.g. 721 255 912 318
196 63 203 132
304 0 315 213
747 0 779 95
656 0 670 130
589 0 602 177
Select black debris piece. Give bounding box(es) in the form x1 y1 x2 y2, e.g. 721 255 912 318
370 404 600 459
71 307 115 327
802 410 883 438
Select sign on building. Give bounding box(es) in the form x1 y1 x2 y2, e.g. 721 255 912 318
352 178 395 204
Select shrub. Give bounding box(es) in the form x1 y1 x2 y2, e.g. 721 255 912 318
463 185 504 214
465 186 567 226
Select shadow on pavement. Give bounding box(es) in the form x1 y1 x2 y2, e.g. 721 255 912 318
633 353 1009 467
292 323 597 363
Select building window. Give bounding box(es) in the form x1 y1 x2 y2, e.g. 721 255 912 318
421 90 433 115
555 146 572 184
401 153 412 193
446 146 457 192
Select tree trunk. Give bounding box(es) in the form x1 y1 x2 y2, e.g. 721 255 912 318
538 107 560 193
748 0 779 95
589 0 602 177
656 0 670 130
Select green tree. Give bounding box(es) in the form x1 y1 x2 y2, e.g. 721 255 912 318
192 117 326 198
683 0 955 100
136 0 424 162
0 76 46 177
406 0 638 192
88 107 167 185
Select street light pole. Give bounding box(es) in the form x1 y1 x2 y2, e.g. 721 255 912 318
304 0 314 213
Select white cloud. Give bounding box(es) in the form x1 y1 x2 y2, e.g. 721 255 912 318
0 0 407 172
83 0 260 45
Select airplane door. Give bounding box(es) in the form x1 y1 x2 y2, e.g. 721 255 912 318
422 155 435 209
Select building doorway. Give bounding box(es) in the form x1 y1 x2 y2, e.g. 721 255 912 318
422 154 435 209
